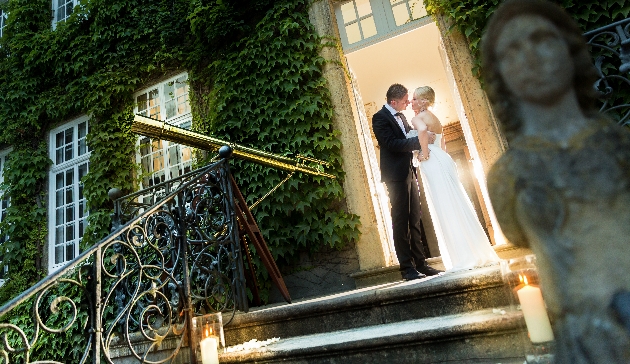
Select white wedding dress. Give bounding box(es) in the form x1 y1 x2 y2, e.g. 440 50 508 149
413 134 500 271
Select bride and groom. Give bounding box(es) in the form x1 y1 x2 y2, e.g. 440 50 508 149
372 83 499 281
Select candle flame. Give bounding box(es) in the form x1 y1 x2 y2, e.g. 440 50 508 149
519 274 523 283
523 276 529 285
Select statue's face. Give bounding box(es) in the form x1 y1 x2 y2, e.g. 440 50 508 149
495 15 573 105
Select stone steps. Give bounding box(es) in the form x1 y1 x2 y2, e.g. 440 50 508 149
221 266 531 363
221 308 527 363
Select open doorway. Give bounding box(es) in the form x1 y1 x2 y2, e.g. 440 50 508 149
337 9 492 259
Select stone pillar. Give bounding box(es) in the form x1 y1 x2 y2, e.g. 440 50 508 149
435 14 508 173
308 1 390 270
436 13 509 245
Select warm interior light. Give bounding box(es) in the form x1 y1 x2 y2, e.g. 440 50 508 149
523 276 529 286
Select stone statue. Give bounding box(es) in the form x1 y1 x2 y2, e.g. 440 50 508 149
482 0 630 362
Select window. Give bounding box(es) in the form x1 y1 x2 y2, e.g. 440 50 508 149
0 150 9 283
339 0 378 44
0 9 7 38
52 0 77 28
390 0 426 26
48 116 89 272
134 73 193 188
335 0 430 52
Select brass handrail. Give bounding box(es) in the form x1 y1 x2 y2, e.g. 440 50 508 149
132 114 336 179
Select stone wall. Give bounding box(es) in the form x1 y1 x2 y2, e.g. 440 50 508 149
268 240 361 303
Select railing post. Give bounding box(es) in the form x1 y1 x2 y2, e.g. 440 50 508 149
93 246 102 364
178 188 198 364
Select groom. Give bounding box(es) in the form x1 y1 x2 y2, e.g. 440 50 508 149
372 83 442 280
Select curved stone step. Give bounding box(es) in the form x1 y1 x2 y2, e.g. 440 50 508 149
220 307 528 364
225 266 511 346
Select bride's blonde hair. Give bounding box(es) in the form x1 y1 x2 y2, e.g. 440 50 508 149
414 86 435 107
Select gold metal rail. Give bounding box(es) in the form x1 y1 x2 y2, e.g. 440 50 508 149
132 114 335 179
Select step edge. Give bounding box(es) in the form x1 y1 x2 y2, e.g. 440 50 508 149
220 308 524 362
227 269 506 329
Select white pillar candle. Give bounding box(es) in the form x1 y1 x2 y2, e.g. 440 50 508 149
517 278 555 343
199 336 219 364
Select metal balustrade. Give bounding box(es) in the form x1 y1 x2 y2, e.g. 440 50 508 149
585 17 630 126
0 158 246 363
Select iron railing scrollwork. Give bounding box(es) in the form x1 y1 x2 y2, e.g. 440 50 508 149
585 17 630 127
0 158 246 363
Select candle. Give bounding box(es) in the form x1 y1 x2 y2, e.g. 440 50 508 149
516 276 555 343
199 336 219 364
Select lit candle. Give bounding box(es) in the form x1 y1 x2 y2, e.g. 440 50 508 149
199 327 219 364
516 275 555 343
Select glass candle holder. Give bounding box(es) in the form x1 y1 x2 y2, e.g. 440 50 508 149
500 255 555 364
192 312 225 364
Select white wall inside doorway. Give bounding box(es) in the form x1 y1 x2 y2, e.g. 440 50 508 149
345 23 458 125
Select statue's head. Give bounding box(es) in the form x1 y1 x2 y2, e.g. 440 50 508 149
481 0 598 140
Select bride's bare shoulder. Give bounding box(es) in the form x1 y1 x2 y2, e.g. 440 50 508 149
424 111 443 133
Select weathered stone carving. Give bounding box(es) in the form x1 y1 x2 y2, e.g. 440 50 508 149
482 0 630 362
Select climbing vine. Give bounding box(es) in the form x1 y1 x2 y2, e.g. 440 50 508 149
0 0 360 360
424 0 630 78
0 0 358 318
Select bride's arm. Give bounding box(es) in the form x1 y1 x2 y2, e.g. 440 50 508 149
411 115 430 160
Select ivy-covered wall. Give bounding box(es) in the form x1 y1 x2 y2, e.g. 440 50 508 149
424 0 630 78
0 0 360 309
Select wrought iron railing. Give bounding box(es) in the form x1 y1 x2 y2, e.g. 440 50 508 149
0 157 246 363
585 17 630 127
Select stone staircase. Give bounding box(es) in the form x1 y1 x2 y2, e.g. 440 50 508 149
219 265 531 363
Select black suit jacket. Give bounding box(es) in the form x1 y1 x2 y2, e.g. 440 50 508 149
372 106 420 182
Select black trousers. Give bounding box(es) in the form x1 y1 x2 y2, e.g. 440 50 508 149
385 168 428 272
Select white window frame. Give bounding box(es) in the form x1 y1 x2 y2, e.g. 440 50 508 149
134 72 193 189
0 148 11 284
0 9 7 38
48 115 90 273
335 0 432 53
52 0 78 29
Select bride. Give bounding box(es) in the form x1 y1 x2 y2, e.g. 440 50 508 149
408 86 500 271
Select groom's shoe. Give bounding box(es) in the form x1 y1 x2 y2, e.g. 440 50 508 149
401 269 426 281
417 265 443 276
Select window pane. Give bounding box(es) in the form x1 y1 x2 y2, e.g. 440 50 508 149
78 163 87 179
137 93 148 115
340 2 357 23
65 169 74 187
66 205 74 223
57 5 66 22
175 76 190 115
165 99 176 119
64 145 72 162
66 223 74 241
361 16 377 38
55 243 63 264
56 208 63 224
65 128 73 145
66 242 75 261
355 0 372 18
56 172 64 190
345 22 361 44
392 3 410 26
410 0 427 19
56 132 64 149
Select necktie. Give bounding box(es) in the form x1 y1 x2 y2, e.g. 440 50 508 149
394 112 408 134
